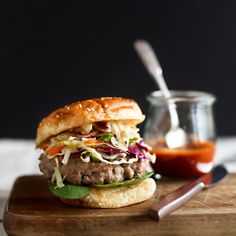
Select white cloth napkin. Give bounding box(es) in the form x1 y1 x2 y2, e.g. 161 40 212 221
215 137 236 172
0 139 41 192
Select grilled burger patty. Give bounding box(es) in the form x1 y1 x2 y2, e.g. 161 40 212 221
39 154 149 185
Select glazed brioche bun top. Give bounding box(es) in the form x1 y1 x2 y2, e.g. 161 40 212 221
36 97 145 147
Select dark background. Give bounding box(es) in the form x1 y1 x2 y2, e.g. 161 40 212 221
1 0 236 138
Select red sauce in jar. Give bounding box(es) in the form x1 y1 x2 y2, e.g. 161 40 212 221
151 141 215 178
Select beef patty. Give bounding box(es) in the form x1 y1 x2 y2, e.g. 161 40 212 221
39 154 149 185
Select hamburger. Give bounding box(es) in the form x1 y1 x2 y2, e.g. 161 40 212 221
36 97 156 208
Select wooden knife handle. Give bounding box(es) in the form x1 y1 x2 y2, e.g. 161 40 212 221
149 180 205 221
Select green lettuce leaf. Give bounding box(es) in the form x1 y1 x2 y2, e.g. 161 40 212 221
48 183 91 199
48 172 154 199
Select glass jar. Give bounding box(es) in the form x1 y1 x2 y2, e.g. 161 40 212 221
144 90 216 178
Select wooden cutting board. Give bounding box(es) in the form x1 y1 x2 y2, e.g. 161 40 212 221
3 174 236 236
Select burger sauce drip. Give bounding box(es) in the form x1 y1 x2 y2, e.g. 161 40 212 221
151 140 215 178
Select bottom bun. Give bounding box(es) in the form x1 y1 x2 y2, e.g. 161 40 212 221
60 178 156 208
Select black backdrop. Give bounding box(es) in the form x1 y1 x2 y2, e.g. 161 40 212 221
1 0 236 138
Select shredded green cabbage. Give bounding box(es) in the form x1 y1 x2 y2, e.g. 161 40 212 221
110 122 140 148
51 158 65 188
61 148 71 165
45 121 153 167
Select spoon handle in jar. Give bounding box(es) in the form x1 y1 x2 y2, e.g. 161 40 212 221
134 40 171 98
149 179 205 221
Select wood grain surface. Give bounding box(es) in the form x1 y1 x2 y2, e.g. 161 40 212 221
3 174 236 236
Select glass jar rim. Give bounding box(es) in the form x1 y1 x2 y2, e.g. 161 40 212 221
147 90 216 105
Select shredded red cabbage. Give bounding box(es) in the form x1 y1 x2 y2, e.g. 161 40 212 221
96 147 125 155
128 146 146 159
70 151 82 158
58 151 81 161
135 141 149 152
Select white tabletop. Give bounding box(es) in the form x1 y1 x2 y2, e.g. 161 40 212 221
1 137 236 235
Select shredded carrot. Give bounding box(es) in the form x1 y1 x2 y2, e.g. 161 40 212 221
47 145 64 155
85 139 103 144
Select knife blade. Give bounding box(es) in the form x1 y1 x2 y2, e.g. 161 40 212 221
149 165 228 221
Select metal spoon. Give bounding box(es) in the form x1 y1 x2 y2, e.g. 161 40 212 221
134 39 187 148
